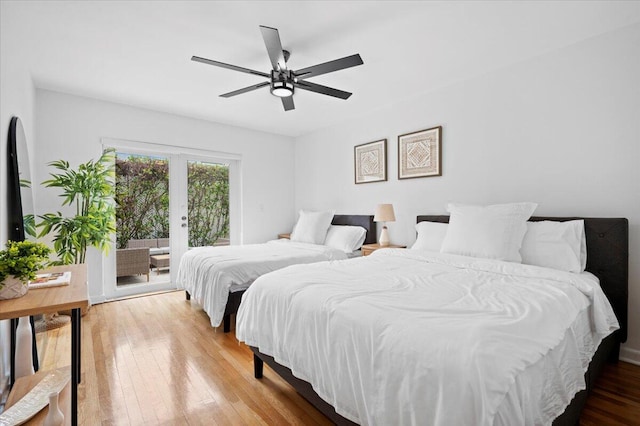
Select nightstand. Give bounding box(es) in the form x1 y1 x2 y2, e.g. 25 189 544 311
278 233 291 239
361 243 407 256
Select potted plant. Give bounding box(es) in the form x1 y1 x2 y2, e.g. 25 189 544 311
0 240 50 300
38 149 116 264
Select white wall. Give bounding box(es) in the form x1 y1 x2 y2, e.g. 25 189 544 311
34 89 295 303
294 25 640 359
0 1 38 393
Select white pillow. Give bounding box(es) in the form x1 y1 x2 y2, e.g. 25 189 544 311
440 202 538 262
324 225 367 253
412 222 449 251
521 220 586 273
290 210 334 245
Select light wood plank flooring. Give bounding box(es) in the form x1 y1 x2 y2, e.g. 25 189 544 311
35 291 639 425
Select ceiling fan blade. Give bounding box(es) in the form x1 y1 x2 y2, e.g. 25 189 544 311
191 56 270 78
295 80 352 100
220 81 270 98
259 25 287 71
281 96 295 111
294 54 363 80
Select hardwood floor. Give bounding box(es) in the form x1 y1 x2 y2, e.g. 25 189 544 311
581 361 640 425
35 291 640 425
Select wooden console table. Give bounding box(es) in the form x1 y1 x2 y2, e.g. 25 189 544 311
0 264 88 426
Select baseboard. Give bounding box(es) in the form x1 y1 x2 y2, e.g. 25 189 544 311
620 346 640 366
89 295 106 305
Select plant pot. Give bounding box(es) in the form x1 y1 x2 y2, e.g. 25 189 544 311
0 276 28 300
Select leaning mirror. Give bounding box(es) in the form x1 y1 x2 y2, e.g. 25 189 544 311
8 116 35 241
7 116 40 374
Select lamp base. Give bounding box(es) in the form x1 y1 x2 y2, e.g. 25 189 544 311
379 226 390 246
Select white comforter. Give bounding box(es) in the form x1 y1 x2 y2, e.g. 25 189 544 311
176 239 347 327
236 249 619 426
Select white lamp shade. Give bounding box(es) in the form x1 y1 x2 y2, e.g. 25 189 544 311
374 204 395 222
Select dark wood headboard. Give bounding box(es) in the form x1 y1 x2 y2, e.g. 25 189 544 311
332 215 377 245
416 215 629 344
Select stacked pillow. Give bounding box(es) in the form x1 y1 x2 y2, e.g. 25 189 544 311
411 202 588 273
440 202 538 263
520 220 587 273
412 222 449 252
324 225 367 253
289 210 367 253
290 210 334 245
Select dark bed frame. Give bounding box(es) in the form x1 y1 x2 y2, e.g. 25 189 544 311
250 216 629 425
186 214 377 333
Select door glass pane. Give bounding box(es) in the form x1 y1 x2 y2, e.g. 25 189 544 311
115 152 170 286
187 160 230 248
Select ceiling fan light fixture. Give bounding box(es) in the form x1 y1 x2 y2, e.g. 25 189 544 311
270 80 294 97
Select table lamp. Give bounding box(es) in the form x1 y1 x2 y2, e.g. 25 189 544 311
374 204 396 246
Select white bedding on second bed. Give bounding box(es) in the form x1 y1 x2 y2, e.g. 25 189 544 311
176 239 347 327
236 249 618 426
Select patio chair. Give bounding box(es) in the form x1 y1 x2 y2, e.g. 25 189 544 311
116 247 150 281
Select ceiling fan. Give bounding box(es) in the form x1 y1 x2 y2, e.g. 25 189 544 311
192 25 364 111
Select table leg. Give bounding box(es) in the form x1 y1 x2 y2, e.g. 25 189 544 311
71 308 81 426
10 318 17 388
77 309 81 383
30 315 39 372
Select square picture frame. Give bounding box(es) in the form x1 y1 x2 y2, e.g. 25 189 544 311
398 126 442 179
354 139 387 184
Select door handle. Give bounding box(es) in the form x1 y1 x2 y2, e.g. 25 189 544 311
181 223 187 228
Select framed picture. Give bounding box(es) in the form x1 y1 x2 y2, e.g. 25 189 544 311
354 139 387 184
398 126 442 179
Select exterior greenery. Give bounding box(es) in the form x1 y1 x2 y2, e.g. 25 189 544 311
38 150 116 265
115 156 229 249
187 160 230 247
115 156 169 249
0 240 51 285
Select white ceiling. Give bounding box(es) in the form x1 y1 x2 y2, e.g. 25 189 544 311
4 1 640 137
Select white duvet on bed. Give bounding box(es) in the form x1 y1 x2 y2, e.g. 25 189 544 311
236 249 618 426
176 239 347 327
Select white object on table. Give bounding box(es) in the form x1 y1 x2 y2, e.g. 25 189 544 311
43 392 64 426
0 367 70 426
15 316 34 378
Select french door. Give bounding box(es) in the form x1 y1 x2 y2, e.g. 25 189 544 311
169 155 233 284
103 139 240 300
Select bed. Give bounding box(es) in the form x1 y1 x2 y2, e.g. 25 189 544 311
176 214 376 332
237 214 628 425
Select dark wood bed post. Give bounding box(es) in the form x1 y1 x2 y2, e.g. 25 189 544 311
185 291 190 301
254 353 264 379
223 315 231 333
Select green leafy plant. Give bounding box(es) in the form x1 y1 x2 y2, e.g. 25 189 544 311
38 149 116 265
187 162 229 247
0 240 51 286
114 156 229 249
115 156 169 248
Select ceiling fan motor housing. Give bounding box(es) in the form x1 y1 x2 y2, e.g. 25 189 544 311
270 70 294 97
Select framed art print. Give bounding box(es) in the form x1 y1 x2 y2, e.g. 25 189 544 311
354 139 387 184
398 126 442 179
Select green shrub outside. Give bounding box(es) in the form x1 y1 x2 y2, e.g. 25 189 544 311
115 156 229 249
